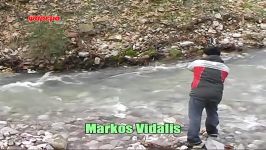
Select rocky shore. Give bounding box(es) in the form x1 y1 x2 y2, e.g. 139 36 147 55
0 0 265 73
0 117 253 150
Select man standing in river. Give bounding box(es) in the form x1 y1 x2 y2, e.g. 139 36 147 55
186 47 230 147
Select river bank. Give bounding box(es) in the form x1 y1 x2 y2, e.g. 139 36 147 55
0 0 265 73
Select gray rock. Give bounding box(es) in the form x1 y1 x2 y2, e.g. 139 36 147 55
36 144 47 149
37 130 45 136
110 140 120 147
28 146 41 150
78 52 89 57
121 136 131 141
213 21 220 27
214 13 222 19
109 35 123 41
68 137 79 142
179 41 194 47
216 24 224 31
84 140 99 148
208 28 217 34
0 134 4 140
7 146 22 150
232 33 242 38
20 133 32 138
16 124 28 129
0 127 19 135
22 140 32 146
7 139 14 146
45 134 68 150
260 24 266 30
51 122 65 131
94 57 101 65
46 144 55 150
0 141 4 149
180 145 188 150
163 117 176 123
99 144 116 149
236 144 245 150
110 50 119 57
30 138 37 143
127 142 146 150
263 38 266 46
205 138 224 150
220 38 230 44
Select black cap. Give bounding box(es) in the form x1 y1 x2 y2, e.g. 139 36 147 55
203 47 221 56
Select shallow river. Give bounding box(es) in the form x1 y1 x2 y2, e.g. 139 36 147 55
0 49 266 148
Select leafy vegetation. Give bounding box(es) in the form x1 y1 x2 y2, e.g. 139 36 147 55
27 22 67 59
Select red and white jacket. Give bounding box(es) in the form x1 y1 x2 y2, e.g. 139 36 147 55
187 55 229 102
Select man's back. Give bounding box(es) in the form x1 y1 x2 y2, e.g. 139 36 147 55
187 55 230 102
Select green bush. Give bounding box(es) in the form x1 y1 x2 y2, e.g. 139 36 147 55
169 48 182 59
27 22 67 59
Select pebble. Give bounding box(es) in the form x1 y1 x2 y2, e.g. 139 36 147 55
0 127 19 135
236 144 245 150
163 117 176 123
68 137 80 142
0 134 4 140
232 33 242 38
179 41 194 47
20 133 32 138
78 52 89 57
84 140 99 148
247 143 258 149
215 13 222 19
7 139 15 146
260 23 266 30
37 130 45 136
121 136 131 141
51 122 65 130
45 134 68 150
94 57 101 65
28 146 41 150
99 144 116 149
180 145 188 150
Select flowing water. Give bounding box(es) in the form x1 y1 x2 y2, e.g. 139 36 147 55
0 50 266 148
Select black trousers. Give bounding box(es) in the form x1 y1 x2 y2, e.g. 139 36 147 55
187 96 219 144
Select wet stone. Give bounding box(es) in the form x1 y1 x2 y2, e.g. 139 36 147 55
7 146 23 150
0 134 4 140
110 139 120 147
99 144 116 149
84 140 99 148
45 134 68 150
28 146 41 150
68 137 80 142
0 127 19 135
37 130 45 136
7 139 14 146
121 136 131 141
20 133 32 138
51 122 65 131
